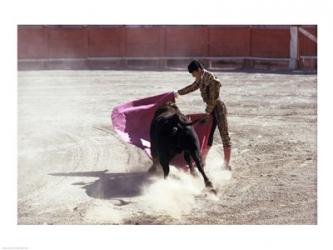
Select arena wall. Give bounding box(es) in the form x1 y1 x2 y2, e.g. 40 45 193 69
17 25 317 71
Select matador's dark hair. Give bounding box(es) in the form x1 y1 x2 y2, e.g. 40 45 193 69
187 60 203 73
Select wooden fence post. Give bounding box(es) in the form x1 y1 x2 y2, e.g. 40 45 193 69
289 26 298 70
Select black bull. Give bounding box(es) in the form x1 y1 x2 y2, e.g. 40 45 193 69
148 102 214 188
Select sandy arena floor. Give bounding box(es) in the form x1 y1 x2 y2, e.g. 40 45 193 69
17 70 317 224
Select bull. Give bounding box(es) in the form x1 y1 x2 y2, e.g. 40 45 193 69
148 101 214 189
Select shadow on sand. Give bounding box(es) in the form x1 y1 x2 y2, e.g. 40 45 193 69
49 170 153 200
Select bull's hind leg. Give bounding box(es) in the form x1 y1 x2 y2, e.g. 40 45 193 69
191 150 213 188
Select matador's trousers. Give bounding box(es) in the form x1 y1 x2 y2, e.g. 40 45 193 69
207 99 231 148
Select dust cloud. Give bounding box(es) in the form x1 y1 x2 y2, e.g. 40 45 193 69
139 146 232 219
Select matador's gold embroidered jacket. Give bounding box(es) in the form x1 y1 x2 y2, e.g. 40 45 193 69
178 69 221 113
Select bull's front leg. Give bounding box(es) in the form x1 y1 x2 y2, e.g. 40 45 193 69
159 154 170 179
184 151 197 176
148 156 160 174
148 138 160 174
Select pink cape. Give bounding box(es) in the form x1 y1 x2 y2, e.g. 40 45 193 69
111 92 213 168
